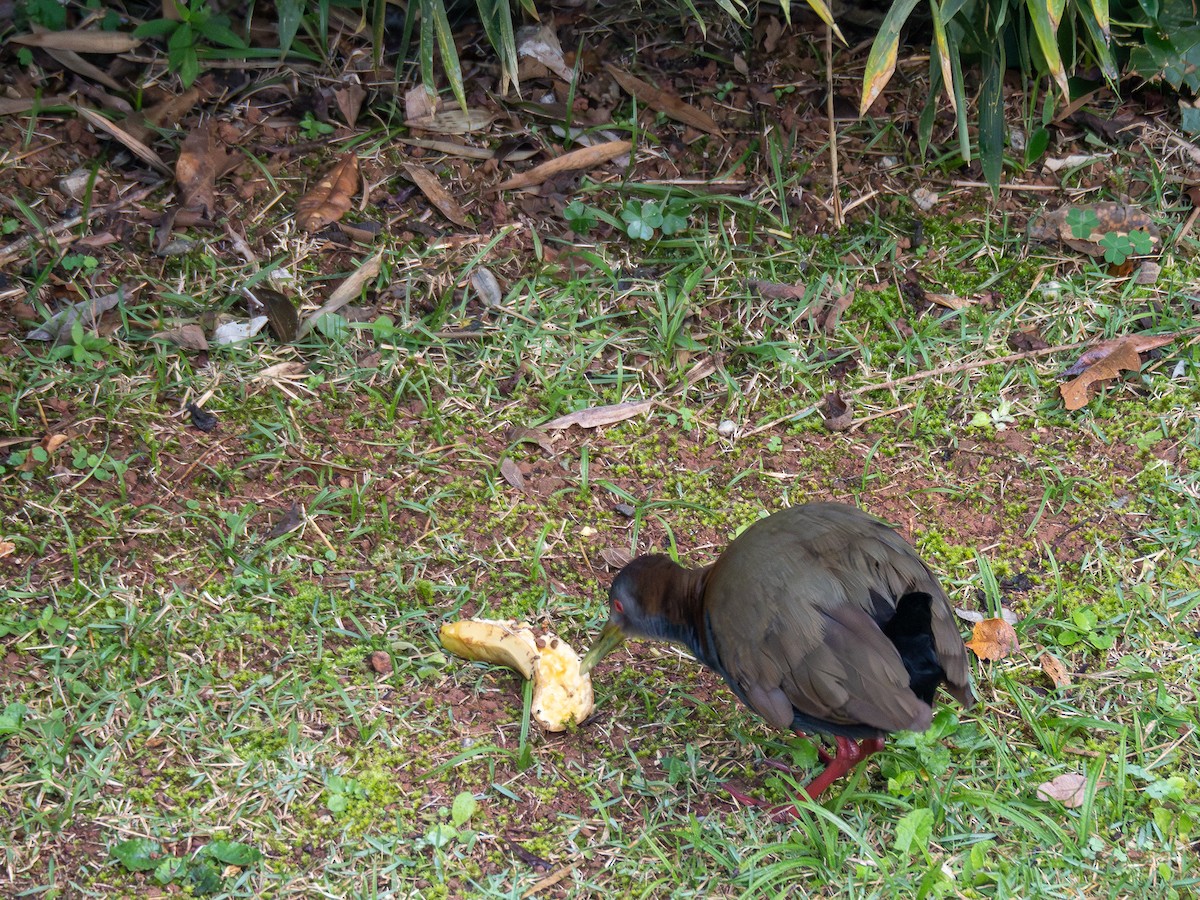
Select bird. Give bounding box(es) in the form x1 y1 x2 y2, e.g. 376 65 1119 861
579 501 975 816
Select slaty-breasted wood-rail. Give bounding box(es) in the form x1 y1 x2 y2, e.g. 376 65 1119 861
580 502 975 814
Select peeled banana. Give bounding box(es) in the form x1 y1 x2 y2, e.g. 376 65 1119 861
439 618 595 732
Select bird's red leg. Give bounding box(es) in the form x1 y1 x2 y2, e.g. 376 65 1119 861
725 736 885 821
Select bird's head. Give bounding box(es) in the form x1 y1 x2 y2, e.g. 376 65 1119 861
580 555 688 674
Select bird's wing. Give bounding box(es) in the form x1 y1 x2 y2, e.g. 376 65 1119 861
708 551 931 734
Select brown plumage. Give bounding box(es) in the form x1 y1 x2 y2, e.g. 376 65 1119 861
580 502 975 812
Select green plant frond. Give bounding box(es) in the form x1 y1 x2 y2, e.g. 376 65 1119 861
978 44 1006 192
477 0 520 94
1077 3 1119 81
860 0 922 115
428 0 468 111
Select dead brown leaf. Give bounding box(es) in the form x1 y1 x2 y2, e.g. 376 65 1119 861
821 392 853 432
0 540 14 559
367 650 393 675
543 400 653 430
604 64 722 136
1007 328 1050 353
600 547 634 569
507 425 556 455
333 83 366 126
926 292 968 310
965 618 1019 661
407 108 496 135
499 458 526 491
748 279 806 300
497 141 632 192
1028 202 1159 257
1040 653 1071 688
176 125 219 217
1059 338 1145 410
297 152 359 232
1036 772 1092 808
153 324 208 351
73 105 170 174
403 163 469 227
43 434 70 454
297 251 383 337
10 29 142 53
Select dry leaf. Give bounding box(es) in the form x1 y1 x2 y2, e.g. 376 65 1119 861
604 64 722 136
405 85 437 122
1041 653 1071 688
367 650 393 675
333 83 366 126
821 392 853 432
254 361 308 382
176 125 219 217
543 400 653 430
9 29 142 53
1059 339 1143 411
296 152 359 232
43 434 69 453
748 279 807 300
600 547 634 569
965 617 1019 661
927 292 968 310
403 163 468 227
955 607 1020 626
1028 203 1159 256
298 251 383 337
153 324 209 351
507 425 556 455
74 105 170 174
0 540 14 559
407 108 495 135
497 141 632 191
499 458 525 491
255 289 299 342
1063 333 1176 377
1007 328 1049 353
517 24 574 83
1036 772 1089 808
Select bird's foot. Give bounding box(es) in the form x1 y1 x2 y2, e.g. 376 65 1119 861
725 736 886 821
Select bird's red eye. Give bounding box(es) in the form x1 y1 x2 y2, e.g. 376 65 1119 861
613 600 624 614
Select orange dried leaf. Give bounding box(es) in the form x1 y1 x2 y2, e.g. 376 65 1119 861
965 617 1018 661
1059 339 1143 411
497 141 631 192
176 125 219 217
604 64 722 136
403 163 468 227
1040 653 1071 688
296 152 359 232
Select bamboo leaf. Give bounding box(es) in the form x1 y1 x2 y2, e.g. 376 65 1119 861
928 0 956 113
801 0 846 44
979 44 1006 191
860 0 921 115
1026 0 1069 96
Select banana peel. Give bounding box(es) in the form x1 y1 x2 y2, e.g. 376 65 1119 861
439 618 594 732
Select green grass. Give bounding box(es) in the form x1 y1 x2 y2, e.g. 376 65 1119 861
4 132 1200 899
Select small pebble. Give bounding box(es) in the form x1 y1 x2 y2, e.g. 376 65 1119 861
717 420 737 437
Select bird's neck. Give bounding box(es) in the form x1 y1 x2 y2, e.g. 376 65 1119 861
651 564 715 664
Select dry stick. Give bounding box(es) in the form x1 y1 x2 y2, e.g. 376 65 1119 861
826 24 843 230
744 327 1200 438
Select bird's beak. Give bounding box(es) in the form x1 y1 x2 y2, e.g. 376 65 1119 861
579 621 624 675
